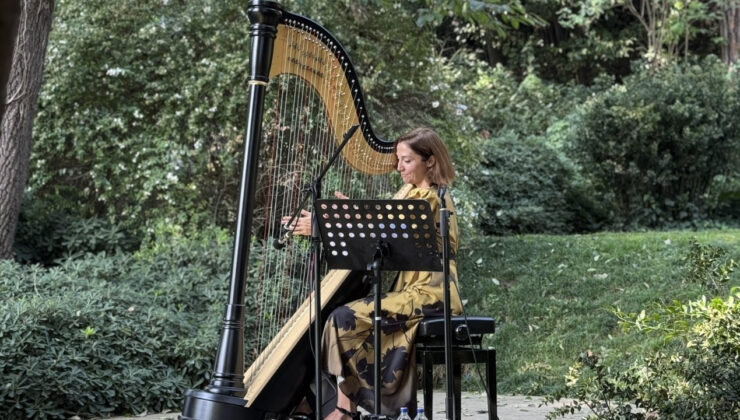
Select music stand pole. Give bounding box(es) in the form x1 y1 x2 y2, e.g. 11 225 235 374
368 241 389 417
439 187 455 420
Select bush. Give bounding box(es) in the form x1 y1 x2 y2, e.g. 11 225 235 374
466 131 602 234
430 62 606 234
0 229 232 418
567 57 740 228
31 0 447 235
33 0 252 232
546 240 740 419
13 193 138 265
706 171 740 222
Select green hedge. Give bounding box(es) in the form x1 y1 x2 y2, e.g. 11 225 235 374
566 57 740 228
0 230 231 418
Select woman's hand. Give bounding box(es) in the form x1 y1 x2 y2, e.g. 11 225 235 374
281 209 312 236
281 192 346 237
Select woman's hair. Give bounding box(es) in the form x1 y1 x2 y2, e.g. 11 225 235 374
395 127 456 186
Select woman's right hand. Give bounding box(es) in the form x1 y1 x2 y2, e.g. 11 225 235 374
280 192 347 237
281 209 312 236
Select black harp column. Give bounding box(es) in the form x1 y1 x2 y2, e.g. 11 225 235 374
179 2 282 419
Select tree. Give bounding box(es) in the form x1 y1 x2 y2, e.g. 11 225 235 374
0 0 55 259
0 0 21 120
560 0 718 64
719 0 740 63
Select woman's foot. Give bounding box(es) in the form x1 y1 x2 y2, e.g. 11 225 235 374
323 385 357 420
324 408 347 420
324 407 359 420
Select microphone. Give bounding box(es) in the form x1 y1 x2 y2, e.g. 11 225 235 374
273 225 293 250
437 184 447 199
438 184 448 209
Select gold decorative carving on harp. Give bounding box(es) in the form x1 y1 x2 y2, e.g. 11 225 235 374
179 2 409 419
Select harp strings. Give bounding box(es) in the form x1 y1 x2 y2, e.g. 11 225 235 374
245 23 396 367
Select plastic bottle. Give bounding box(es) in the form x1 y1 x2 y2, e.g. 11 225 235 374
412 407 428 420
397 407 411 420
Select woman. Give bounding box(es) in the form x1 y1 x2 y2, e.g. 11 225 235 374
284 127 462 419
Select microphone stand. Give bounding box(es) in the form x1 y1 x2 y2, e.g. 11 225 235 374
438 186 455 420
275 124 359 418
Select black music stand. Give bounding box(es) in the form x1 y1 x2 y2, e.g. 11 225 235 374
316 199 442 419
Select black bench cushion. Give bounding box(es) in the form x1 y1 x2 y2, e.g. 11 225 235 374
417 316 495 339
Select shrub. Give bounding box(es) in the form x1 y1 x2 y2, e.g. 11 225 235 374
706 171 740 222
546 240 740 419
0 229 232 418
431 63 608 234
33 0 252 232
567 57 740 228
13 193 138 265
466 131 602 234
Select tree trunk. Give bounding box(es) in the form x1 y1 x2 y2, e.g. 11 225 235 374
0 0 55 259
1 0 22 120
720 1 740 64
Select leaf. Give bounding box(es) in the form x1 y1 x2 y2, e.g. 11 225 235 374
638 310 646 321
469 0 486 12
415 9 439 27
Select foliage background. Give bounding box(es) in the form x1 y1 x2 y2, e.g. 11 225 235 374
4 0 740 417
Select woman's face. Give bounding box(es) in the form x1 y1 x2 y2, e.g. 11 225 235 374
396 141 431 188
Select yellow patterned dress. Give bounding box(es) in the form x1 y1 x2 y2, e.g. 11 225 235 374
321 185 462 415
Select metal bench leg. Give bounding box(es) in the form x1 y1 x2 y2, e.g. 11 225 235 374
453 362 462 420
423 350 434 420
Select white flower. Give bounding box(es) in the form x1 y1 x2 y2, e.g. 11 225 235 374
432 100 440 108
105 67 126 77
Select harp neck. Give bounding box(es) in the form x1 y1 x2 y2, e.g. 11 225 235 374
249 1 395 174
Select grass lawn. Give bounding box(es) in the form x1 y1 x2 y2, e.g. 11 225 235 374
455 228 740 394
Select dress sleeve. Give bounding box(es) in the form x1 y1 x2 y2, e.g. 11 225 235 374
403 186 458 255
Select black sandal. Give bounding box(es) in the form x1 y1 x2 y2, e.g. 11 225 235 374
336 406 362 420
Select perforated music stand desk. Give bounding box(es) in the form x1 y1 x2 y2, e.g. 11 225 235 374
316 199 442 273
315 199 441 418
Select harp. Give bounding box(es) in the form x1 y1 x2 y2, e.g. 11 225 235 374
180 1 403 418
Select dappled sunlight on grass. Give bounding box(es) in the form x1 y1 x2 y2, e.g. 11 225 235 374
456 229 740 394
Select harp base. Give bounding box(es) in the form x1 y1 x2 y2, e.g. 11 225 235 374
179 389 264 420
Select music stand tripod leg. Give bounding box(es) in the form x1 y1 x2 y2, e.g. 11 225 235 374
367 242 390 420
